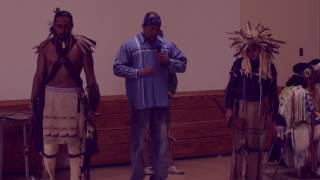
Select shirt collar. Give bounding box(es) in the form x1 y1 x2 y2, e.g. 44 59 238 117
138 32 164 44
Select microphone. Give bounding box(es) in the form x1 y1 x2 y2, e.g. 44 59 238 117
155 42 162 53
155 42 167 67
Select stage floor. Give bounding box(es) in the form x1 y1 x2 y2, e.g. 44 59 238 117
7 155 320 180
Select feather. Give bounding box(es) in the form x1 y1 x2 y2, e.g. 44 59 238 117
230 41 243 48
74 35 96 55
270 39 286 44
258 27 270 34
77 35 96 45
255 23 262 30
33 39 51 54
246 21 252 33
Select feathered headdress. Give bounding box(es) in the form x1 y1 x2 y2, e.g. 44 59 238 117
228 22 285 79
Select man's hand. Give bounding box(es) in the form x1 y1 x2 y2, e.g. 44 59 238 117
158 51 169 65
139 67 155 77
225 108 234 127
87 111 95 123
29 109 35 122
29 101 36 121
276 126 285 139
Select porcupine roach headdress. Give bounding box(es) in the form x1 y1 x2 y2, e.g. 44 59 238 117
228 22 285 80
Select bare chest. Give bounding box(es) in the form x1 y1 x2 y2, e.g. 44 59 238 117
45 43 83 66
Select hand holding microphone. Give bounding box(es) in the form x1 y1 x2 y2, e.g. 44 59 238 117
156 43 169 65
159 51 169 65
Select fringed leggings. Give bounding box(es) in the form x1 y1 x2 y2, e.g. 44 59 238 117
230 100 270 180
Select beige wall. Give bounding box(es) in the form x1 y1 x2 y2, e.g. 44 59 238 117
0 0 240 100
241 0 320 86
2 0 318 100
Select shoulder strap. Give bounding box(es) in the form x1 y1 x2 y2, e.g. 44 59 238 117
43 61 62 86
52 36 84 88
63 57 83 88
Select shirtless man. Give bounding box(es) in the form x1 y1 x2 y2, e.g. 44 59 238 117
31 9 98 180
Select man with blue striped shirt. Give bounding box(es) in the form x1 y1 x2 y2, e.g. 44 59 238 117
113 11 187 180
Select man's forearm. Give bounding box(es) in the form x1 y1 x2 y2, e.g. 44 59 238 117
168 57 187 73
113 64 139 79
31 75 43 103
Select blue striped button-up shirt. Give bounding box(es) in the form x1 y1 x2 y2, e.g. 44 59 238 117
113 33 187 110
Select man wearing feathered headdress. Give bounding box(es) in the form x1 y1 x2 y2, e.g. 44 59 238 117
30 8 99 180
225 22 285 180
277 62 320 177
